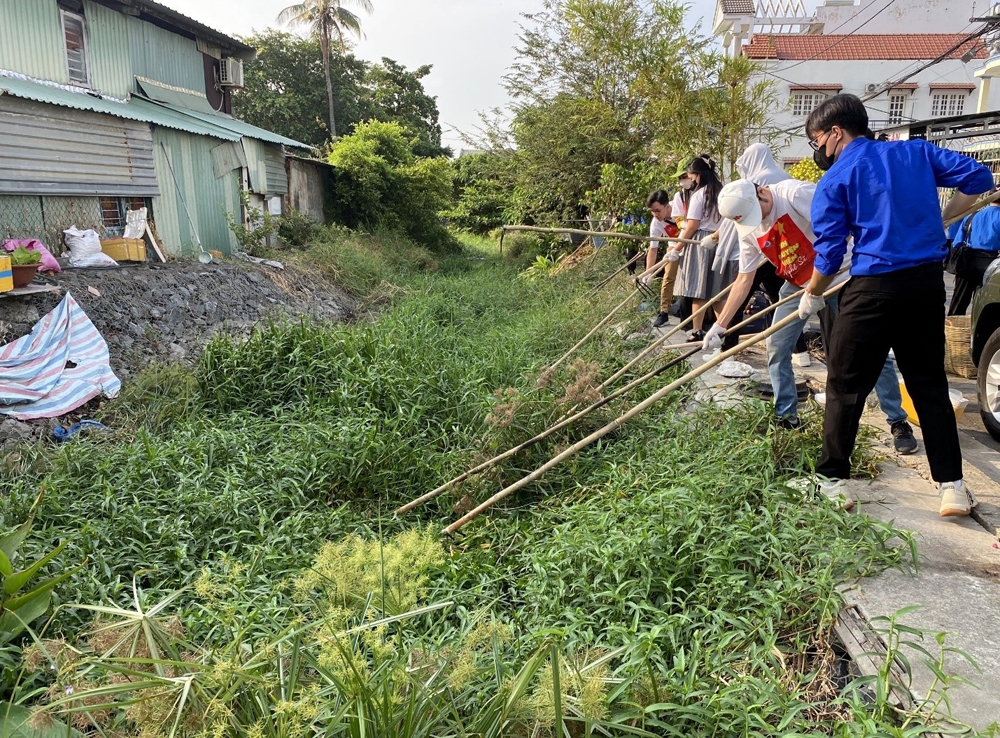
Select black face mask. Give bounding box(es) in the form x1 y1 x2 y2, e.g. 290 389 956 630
813 145 835 171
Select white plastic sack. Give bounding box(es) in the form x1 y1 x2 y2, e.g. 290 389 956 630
69 252 118 268
63 227 117 267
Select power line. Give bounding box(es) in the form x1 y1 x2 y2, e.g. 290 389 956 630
775 0 900 72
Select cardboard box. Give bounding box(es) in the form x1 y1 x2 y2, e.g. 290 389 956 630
0 254 12 293
101 238 147 262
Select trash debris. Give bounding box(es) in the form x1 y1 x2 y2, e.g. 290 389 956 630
52 419 112 442
716 360 755 378
242 254 285 270
0 292 121 419
88 286 101 297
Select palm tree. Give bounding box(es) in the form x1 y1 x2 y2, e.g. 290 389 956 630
277 0 373 138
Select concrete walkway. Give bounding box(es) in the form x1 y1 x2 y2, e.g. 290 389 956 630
653 321 1000 730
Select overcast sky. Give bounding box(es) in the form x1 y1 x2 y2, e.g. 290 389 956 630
163 0 719 151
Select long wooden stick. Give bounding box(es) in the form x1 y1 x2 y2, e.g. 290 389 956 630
944 188 1000 228
546 252 697 372
598 283 734 391
394 345 701 516
587 250 647 296
503 224 703 246
546 289 640 373
445 282 846 534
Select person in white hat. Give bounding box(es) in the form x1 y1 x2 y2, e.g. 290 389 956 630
703 178 915 472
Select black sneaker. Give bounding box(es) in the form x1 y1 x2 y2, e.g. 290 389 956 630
687 329 706 342
891 420 918 455
652 312 671 328
777 416 802 431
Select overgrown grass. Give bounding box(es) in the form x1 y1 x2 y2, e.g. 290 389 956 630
2 231 971 736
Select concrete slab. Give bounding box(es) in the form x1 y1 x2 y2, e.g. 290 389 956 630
844 463 1000 731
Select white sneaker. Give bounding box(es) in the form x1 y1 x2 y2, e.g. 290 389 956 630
819 479 855 511
814 392 826 407
939 480 979 518
792 351 812 368
786 476 855 511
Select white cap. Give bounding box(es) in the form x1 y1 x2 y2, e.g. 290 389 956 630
717 180 762 239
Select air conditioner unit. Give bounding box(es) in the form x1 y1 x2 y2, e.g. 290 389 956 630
865 83 879 94
219 58 244 88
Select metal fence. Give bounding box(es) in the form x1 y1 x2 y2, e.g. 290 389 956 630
0 195 105 252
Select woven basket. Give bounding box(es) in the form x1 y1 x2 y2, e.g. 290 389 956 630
944 315 977 379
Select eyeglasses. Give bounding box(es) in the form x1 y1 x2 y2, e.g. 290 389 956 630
807 130 830 152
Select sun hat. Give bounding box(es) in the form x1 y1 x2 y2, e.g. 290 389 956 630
717 179 762 239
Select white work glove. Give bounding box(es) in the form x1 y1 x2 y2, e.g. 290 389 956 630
664 247 682 263
797 291 825 320
702 323 726 351
699 234 717 252
640 274 652 287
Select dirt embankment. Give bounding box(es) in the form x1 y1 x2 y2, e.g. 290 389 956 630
1 259 355 443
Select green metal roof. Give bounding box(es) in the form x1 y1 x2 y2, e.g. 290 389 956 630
139 97 310 149
0 73 310 149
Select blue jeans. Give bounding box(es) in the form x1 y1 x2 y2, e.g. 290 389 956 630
767 281 907 425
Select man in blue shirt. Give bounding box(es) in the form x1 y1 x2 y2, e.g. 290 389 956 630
947 202 1000 315
798 93 994 518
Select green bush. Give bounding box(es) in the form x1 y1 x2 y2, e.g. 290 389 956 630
276 208 320 248
444 152 516 235
327 120 456 251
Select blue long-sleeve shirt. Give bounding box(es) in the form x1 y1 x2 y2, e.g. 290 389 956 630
811 137 994 276
952 205 1000 252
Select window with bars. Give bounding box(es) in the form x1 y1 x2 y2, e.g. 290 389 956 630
790 92 826 117
888 94 907 125
931 93 966 117
100 197 151 236
61 9 89 86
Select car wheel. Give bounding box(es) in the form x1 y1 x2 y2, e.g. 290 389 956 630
978 326 1000 441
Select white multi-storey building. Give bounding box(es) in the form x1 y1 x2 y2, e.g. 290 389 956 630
714 0 1000 163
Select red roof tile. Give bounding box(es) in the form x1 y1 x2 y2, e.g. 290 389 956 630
888 83 919 90
743 34 987 61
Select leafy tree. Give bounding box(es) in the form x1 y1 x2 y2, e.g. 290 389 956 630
327 121 455 250
488 0 780 225
366 59 450 158
233 33 447 155
277 0 374 137
444 152 517 234
232 30 373 149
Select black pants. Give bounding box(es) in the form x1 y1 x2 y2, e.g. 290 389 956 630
948 276 979 316
818 262 961 482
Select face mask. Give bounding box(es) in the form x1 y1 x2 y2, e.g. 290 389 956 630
679 179 694 190
813 146 835 171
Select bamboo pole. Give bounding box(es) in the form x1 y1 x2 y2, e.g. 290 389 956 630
394 344 702 516
502 224 703 246
598 283 735 391
587 250 646 296
444 282 845 534
546 289 640 373
545 251 699 372
944 188 1000 228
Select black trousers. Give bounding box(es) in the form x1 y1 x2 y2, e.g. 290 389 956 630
818 262 961 482
948 275 979 316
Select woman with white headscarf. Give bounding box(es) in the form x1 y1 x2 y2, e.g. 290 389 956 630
702 144 809 358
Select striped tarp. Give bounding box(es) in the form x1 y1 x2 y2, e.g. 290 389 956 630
0 293 120 420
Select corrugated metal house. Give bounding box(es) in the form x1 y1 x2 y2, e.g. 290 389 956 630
0 0 308 256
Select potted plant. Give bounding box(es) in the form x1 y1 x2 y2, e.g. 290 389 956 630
9 245 41 288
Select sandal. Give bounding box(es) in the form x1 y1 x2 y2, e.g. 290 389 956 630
688 330 706 342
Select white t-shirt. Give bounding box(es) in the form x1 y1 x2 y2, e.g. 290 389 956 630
649 216 671 249
671 191 687 220
736 180 851 287
686 187 722 232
